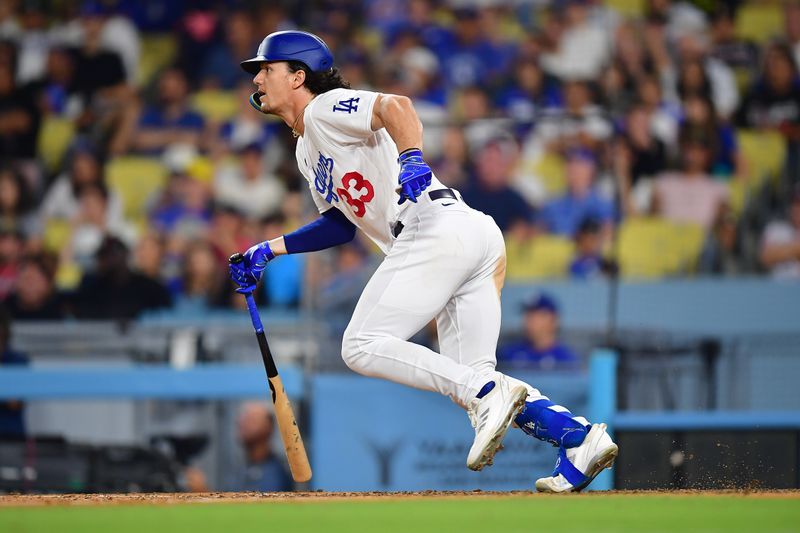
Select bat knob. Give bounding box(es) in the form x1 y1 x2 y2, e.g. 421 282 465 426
229 253 244 264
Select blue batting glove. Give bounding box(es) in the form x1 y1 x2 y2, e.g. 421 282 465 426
229 241 275 294
397 148 432 205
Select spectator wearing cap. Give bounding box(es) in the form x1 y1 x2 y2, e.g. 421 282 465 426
213 142 287 221
569 218 613 280
497 293 579 371
760 189 800 279
131 67 205 155
461 137 534 234
652 130 728 231
538 148 614 239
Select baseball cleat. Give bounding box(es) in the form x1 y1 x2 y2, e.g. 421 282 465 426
466 376 528 471
535 422 618 493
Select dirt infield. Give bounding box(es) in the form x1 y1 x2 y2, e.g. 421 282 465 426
2 489 799 507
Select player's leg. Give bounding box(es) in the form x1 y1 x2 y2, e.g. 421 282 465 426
340 207 498 407
434 212 617 489
434 212 589 444
341 204 527 471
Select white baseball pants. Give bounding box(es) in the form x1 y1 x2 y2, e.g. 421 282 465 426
341 191 543 408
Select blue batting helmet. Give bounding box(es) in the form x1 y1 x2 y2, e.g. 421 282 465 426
240 31 334 74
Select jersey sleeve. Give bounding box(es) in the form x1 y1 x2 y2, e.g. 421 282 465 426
309 89 380 144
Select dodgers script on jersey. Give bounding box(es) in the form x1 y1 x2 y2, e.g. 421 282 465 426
295 88 444 253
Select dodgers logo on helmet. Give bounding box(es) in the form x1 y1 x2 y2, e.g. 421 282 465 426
241 31 333 74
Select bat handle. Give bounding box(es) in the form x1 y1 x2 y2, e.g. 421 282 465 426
243 292 263 334
229 253 264 333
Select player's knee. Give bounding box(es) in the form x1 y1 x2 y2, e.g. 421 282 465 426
341 326 370 374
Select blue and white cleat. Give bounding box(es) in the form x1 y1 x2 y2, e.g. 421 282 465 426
535 422 619 493
466 375 528 471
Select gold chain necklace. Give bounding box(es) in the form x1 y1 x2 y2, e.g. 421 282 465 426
291 101 310 138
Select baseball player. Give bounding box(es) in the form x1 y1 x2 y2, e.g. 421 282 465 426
230 30 618 492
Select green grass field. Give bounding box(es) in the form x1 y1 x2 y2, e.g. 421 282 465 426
1 493 799 533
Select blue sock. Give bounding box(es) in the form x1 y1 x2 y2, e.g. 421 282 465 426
514 399 588 448
476 381 495 399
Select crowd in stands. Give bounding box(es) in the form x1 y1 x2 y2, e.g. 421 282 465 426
0 0 798 324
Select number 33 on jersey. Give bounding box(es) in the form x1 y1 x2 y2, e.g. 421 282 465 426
295 88 410 254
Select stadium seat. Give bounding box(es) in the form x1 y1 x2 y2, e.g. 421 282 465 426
54 260 82 290
734 3 784 44
37 116 75 173
617 217 705 278
137 34 178 88
106 157 169 220
529 151 567 197
737 129 786 185
190 90 239 123
604 0 645 18
506 234 575 280
43 219 72 253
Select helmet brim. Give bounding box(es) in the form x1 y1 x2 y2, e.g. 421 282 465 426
240 56 266 74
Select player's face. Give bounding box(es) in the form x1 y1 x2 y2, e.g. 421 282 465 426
252 61 295 114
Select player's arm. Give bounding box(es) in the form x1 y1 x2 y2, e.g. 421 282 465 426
371 94 423 153
229 208 356 293
371 94 432 204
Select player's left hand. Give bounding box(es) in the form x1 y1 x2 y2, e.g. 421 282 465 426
397 148 432 205
229 241 275 294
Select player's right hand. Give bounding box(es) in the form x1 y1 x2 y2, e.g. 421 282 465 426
229 241 275 294
397 148 432 205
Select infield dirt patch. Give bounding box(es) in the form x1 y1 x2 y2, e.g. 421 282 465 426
2 489 799 507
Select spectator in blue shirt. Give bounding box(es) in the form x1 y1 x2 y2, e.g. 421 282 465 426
132 67 205 155
461 137 534 233
569 218 614 280
497 293 579 371
201 9 259 89
539 147 614 239
0 305 28 438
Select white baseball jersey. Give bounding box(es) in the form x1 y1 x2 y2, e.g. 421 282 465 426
295 88 443 254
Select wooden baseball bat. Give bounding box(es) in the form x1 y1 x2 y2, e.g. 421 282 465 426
229 253 312 483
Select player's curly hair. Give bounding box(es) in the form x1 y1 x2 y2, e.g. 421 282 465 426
287 61 350 95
